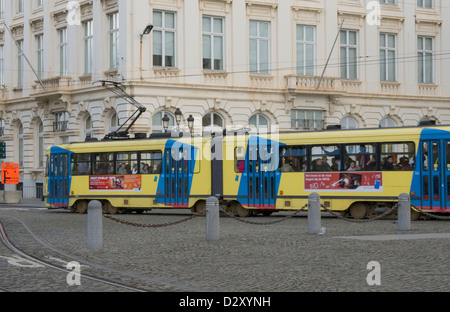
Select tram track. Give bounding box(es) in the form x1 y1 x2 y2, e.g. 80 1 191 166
0 215 205 292
0 219 148 292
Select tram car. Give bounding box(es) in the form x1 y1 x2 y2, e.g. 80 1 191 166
45 124 450 219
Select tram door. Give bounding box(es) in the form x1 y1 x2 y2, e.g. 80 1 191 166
47 152 70 208
246 139 279 209
163 146 191 208
419 140 450 211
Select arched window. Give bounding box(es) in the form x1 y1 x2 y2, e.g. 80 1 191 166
202 112 224 134
18 123 24 167
340 116 358 129
249 114 269 132
85 115 93 138
0 119 5 136
152 111 175 133
38 122 44 167
110 111 119 133
379 117 397 128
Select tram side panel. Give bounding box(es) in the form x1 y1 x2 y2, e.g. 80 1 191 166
47 138 212 212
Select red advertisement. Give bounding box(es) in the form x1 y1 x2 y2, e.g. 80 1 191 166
89 175 142 191
304 172 383 192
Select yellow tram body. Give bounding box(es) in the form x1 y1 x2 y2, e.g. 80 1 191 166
45 125 450 218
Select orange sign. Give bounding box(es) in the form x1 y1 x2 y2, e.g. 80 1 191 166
1 163 20 185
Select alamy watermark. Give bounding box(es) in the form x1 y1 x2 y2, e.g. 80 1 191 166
66 261 81 286
367 1 381 26
366 261 381 286
67 1 81 26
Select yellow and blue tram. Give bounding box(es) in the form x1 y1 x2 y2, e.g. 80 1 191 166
45 124 450 219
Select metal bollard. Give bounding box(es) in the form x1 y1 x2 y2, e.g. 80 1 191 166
397 193 411 231
307 192 321 234
87 200 103 250
206 196 220 241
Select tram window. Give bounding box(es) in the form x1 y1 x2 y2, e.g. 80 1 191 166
116 152 137 175
422 142 428 171
423 176 429 200
310 145 339 171
381 142 414 171
447 142 450 171
279 146 306 172
433 176 439 200
235 147 246 173
71 153 91 176
344 144 376 171
432 142 438 172
45 157 49 177
93 153 114 175
141 151 162 174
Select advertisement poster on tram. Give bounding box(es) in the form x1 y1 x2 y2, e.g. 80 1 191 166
304 172 383 192
89 175 142 191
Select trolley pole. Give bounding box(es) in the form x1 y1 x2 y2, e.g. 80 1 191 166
308 193 321 234
87 200 103 250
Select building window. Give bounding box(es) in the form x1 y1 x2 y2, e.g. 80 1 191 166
417 0 432 9
418 36 434 84
291 110 323 130
0 118 4 136
380 33 396 82
109 12 120 69
17 40 24 87
203 112 224 134
296 25 315 76
110 112 119 133
18 123 24 167
36 35 44 79
153 11 176 67
54 112 69 132
380 0 396 4
340 116 358 129
0 45 4 87
85 115 93 139
379 117 397 128
59 28 67 76
249 20 270 74
249 114 269 131
83 20 93 74
152 111 174 133
38 121 44 167
17 0 24 14
0 0 4 19
202 16 224 71
340 30 358 80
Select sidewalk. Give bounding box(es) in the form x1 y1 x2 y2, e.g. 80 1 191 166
0 197 46 208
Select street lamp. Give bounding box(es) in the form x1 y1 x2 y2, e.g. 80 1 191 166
174 108 182 127
140 24 153 80
187 115 194 135
162 114 169 133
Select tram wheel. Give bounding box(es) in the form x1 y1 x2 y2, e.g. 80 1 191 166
103 201 118 214
194 201 206 216
261 210 274 216
74 200 88 214
349 202 367 220
232 202 252 218
411 207 421 221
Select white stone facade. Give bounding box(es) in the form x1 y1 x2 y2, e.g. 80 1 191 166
0 0 449 197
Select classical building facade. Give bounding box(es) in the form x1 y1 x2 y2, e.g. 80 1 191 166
0 0 449 197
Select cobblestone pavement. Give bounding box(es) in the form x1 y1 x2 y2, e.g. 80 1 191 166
0 199 449 292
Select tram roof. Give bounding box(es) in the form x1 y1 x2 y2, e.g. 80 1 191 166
49 124 450 153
